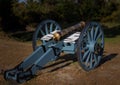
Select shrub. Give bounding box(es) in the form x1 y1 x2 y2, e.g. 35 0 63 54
101 0 120 22
1 0 119 31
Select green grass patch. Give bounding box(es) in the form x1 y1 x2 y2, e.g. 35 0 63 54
105 35 120 44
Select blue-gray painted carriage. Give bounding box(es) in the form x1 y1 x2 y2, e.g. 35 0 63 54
4 20 104 83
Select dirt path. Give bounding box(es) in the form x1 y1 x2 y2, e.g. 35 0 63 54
0 39 120 85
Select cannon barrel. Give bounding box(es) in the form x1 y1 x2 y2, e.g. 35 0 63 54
61 21 85 36
53 21 85 41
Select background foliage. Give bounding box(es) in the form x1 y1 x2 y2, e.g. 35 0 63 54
0 0 120 32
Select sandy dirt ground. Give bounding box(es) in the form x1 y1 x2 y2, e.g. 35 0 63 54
0 39 120 85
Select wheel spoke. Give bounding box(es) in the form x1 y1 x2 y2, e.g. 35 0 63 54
87 31 91 42
97 56 101 62
45 24 48 34
101 36 104 48
96 32 104 48
82 50 90 61
94 26 99 40
93 54 97 66
90 53 93 68
85 52 91 66
55 26 58 30
40 29 45 36
96 32 102 41
50 23 53 32
97 39 104 48
90 27 94 40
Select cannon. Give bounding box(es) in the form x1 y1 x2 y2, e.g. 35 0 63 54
4 20 104 83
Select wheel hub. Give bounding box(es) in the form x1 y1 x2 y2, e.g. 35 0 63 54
88 41 95 52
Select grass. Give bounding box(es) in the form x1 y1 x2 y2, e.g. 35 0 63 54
105 35 120 44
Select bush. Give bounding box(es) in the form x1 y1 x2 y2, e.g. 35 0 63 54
100 0 120 22
11 0 80 24
78 0 99 21
1 0 120 32
101 9 120 22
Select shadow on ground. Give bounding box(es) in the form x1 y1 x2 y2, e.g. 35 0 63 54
43 53 118 72
11 31 34 41
100 53 118 66
43 54 77 72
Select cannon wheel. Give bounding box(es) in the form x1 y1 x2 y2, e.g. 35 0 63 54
32 20 61 51
77 22 104 71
